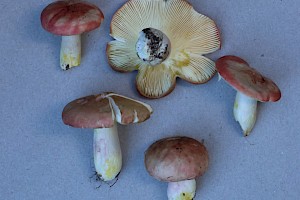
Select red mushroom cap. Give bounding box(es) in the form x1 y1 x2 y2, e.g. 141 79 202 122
144 136 209 182
41 0 104 35
216 55 281 102
62 95 114 129
62 93 153 129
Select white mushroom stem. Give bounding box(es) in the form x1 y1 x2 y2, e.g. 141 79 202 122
93 122 122 181
167 179 196 200
233 91 257 136
60 35 81 70
136 28 170 66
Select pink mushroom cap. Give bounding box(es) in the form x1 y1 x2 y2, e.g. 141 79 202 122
216 55 281 102
62 95 114 128
41 0 104 36
144 136 209 182
62 93 153 129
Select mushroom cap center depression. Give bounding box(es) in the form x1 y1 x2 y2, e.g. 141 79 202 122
136 28 170 66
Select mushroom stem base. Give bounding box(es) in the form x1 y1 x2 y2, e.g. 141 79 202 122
60 35 81 70
167 179 196 200
93 123 122 181
233 91 257 136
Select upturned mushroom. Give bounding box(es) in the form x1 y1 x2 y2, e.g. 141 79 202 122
216 55 281 136
145 136 209 200
41 0 104 70
107 0 221 98
62 92 153 181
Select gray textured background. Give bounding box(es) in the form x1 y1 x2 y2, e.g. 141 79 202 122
1 0 299 199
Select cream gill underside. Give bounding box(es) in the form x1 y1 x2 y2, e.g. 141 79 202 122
107 0 221 98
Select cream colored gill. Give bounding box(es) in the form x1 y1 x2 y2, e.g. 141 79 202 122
109 0 220 74
136 65 176 98
173 54 216 83
110 0 169 43
111 0 219 54
107 40 142 72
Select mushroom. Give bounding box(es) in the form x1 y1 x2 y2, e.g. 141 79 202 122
216 55 281 136
144 136 209 200
62 92 153 181
41 0 104 70
107 0 221 98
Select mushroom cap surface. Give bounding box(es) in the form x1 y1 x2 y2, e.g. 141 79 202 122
216 55 281 102
41 0 104 35
144 136 209 182
62 92 153 129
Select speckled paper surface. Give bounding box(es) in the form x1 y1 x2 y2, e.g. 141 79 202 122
0 0 299 199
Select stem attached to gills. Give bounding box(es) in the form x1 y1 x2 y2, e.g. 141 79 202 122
93 122 122 181
167 179 196 200
60 35 81 70
233 91 257 136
